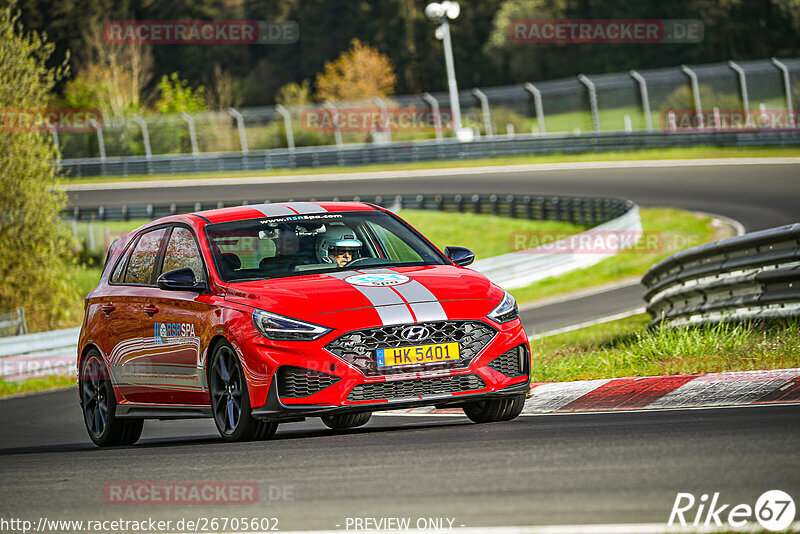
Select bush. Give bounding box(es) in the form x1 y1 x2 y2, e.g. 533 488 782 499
0 7 78 330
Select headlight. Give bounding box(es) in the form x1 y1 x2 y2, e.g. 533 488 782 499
252 309 331 341
487 290 518 323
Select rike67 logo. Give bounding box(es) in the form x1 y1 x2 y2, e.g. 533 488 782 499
669 490 796 531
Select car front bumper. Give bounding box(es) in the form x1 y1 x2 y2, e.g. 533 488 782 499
241 318 532 421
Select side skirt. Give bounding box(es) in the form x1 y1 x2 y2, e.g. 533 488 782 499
116 403 212 420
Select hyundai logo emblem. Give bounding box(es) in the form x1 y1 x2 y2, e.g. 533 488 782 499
401 326 430 342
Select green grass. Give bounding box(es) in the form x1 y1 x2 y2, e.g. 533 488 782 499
510 208 719 303
73 264 103 300
58 146 799 184
397 210 586 260
529 315 800 382
0 375 75 398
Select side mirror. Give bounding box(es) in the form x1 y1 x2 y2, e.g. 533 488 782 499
157 267 207 292
444 246 475 267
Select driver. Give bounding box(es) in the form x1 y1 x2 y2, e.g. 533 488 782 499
316 226 363 267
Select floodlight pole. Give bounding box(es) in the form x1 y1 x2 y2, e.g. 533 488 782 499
439 21 462 134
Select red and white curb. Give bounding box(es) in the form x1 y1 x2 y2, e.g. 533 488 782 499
384 368 800 416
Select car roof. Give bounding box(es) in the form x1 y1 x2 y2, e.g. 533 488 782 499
193 201 381 224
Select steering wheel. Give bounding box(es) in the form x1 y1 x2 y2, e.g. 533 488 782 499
344 257 373 267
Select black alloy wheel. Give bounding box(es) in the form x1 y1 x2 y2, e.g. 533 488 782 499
209 342 277 441
80 350 143 447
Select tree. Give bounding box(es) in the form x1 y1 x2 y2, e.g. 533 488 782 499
275 80 312 107
314 38 397 102
62 20 153 119
0 5 77 330
154 72 207 114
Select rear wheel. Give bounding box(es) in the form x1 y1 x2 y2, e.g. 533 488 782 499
209 342 277 442
80 350 143 447
462 394 526 423
321 412 372 430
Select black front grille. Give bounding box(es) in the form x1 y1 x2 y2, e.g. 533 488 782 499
347 374 485 401
326 321 496 376
278 366 340 398
487 345 528 378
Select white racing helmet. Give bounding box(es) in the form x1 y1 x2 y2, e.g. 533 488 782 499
316 225 363 264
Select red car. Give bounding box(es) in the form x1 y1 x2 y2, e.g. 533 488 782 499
78 202 531 446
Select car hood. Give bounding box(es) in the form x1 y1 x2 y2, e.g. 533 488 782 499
221 265 504 328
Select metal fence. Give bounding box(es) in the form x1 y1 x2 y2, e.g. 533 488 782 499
0 308 27 337
60 128 800 178
642 223 800 327
55 57 800 166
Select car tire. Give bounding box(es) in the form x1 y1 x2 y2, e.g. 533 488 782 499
321 412 372 430
462 394 526 424
80 350 144 447
499 393 527 421
210 341 277 442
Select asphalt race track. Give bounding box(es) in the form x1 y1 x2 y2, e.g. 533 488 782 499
2 160 795 530
66 161 800 231
65 160 800 333
1 389 799 530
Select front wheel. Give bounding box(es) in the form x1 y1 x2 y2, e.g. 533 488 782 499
321 412 372 430
462 394 526 423
209 342 277 441
80 350 143 447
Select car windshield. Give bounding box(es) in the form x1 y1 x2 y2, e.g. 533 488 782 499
205 211 447 282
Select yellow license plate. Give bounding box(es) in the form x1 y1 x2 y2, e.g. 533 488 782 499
376 342 460 368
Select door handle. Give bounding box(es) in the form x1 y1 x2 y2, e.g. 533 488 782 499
100 304 116 315
143 304 159 316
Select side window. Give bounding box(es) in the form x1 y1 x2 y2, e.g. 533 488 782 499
110 246 131 283
366 221 423 262
163 227 205 282
124 228 167 285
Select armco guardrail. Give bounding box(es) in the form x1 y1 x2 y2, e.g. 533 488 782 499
59 129 800 177
473 204 640 289
643 223 800 327
0 327 79 381
66 193 633 223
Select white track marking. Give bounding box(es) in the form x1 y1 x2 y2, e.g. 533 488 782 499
60 157 800 191
518 278 642 312
527 308 647 340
